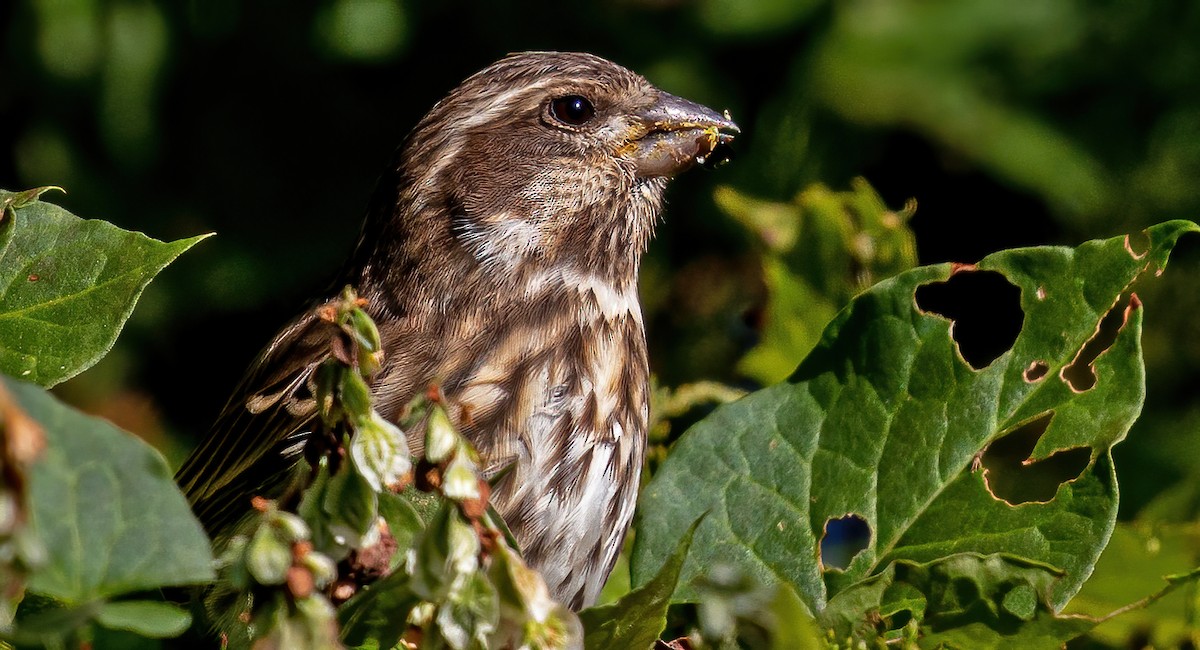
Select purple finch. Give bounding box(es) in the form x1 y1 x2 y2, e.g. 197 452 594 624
176 51 737 610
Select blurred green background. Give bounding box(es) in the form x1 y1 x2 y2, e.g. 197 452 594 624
3 0 1199 644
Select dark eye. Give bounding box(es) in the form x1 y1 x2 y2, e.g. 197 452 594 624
549 95 595 126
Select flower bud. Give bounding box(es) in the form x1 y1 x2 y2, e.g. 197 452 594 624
442 451 481 502
446 515 481 575
273 511 311 542
425 404 458 463
247 525 292 585
301 550 338 588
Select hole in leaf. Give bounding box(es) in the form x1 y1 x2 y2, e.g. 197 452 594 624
1060 293 1138 392
1023 361 1049 383
915 269 1024 370
1125 230 1150 259
820 514 871 571
981 412 1092 505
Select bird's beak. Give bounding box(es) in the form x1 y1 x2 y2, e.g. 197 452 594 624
625 91 740 179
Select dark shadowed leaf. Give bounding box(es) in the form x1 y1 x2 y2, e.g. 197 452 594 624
5 600 99 647
822 554 1096 647
697 0 822 38
3 377 214 602
0 188 208 387
378 491 425 564
338 569 418 649
632 222 1199 632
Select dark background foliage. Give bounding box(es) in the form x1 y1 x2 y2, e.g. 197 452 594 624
2 0 1198 636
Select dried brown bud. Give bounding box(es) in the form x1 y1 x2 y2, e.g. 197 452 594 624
424 384 442 403
458 479 491 520
292 540 313 561
286 565 314 598
460 498 486 520
414 459 442 491
317 304 338 322
476 521 499 558
349 521 398 580
331 580 357 603
387 470 414 493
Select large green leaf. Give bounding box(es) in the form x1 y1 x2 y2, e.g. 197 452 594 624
632 222 1199 621
3 376 214 602
0 187 208 387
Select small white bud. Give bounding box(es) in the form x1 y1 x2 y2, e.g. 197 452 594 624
425 404 458 463
442 450 481 501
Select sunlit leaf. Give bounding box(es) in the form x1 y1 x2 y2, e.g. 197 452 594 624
0 188 208 387
633 222 1199 634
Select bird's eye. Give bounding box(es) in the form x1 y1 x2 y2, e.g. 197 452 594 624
549 95 596 126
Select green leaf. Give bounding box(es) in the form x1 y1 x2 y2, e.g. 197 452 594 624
435 570 498 649
4 377 214 603
338 569 418 649
378 491 425 563
487 542 583 648
768 583 822 650
257 592 340 650
91 625 169 650
581 516 703 650
1064 522 1200 647
94 600 192 638
324 455 379 548
719 181 918 385
5 599 99 647
1 186 64 216
0 188 208 387
409 503 456 601
349 412 411 493
821 554 1096 647
632 222 1199 619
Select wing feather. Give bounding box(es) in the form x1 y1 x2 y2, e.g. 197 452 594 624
175 311 332 536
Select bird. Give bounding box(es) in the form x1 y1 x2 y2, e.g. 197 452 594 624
175 51 738 610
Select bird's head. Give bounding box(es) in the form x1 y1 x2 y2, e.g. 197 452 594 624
362 51 738 294
350 51 734 305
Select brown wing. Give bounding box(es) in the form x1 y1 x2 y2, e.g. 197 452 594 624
175 310 333 538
